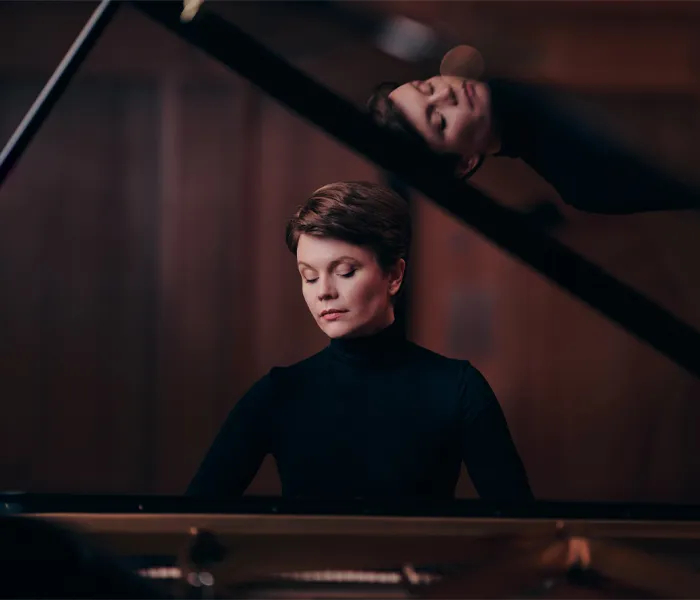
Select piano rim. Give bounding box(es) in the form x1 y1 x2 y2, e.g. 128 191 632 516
15 512 700 540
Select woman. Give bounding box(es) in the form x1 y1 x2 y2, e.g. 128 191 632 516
368 76 700 214
187 181 532 502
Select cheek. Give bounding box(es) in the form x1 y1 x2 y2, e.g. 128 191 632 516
301 284 315 310
451 115 487 154
454 112 477 139
343 275 388 312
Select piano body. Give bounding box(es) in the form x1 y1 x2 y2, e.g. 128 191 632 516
2 1 700 598
2 494 700 598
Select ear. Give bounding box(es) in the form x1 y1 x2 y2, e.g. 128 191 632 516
388 259 406 297
455 154 482 179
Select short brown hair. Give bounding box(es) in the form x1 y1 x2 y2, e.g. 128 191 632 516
367 82 430 150
285 181 411 272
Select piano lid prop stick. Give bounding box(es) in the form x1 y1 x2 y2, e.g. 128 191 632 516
0 0 119 189
181 0 205 22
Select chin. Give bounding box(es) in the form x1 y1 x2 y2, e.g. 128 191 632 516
320 323 353 339
318 319 362 339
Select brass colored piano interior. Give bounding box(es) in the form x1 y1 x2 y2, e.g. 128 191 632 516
12 510 699 598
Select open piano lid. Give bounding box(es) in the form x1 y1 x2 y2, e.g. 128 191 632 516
1 0 700 380
127 2 700 381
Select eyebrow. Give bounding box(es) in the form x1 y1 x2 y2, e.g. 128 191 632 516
297 256 358 269
411 81 433 126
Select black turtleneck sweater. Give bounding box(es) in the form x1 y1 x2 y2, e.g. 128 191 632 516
186 322 533 502
488 78 700 214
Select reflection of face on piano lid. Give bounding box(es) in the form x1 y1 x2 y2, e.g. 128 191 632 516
386 76 494 175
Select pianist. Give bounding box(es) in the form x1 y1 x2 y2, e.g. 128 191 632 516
187 181 532 503
367 76 700 214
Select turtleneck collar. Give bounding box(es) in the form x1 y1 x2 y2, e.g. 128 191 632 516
327 320 408 365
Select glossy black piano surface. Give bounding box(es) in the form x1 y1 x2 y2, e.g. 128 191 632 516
3 492 700 521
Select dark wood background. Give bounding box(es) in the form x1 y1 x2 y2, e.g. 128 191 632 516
1 1 699 502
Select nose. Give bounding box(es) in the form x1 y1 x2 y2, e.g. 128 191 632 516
317 275 337 301
430 84 456 106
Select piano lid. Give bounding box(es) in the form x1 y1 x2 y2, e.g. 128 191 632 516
128 1 700 381
0 1 698 377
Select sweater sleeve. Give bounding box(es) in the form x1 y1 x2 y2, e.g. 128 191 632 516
186 373 275 498
458 363 534 502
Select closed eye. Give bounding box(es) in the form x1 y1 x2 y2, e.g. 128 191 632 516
437 113 446 132
303 277 318 284
412 80 434 96
339 270 356 278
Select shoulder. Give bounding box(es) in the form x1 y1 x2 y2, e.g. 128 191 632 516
253 349 329 398
404 340 476 375
267 348 327 383
487 77 565 114
405 342 495 400
237 353 319 398
235 348 329 406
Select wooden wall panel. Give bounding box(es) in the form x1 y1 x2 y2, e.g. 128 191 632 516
0 2 233 80
151 79 251 493
0 80 160 493
359 1 700 91
0 85 48 491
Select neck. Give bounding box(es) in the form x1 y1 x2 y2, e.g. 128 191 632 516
328 319 407 364
342 307 395 340
484 119 502 156
486 133 501 155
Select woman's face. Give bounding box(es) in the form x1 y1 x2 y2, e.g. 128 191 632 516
296 234 404 339
388 75 493 160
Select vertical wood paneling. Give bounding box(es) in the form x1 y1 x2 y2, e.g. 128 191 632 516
0 83 49 490
153 79 251 493
0 80 159 493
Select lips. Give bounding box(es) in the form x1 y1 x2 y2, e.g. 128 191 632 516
320 309 347 317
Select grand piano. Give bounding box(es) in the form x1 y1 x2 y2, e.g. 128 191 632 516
1 1 700 598
2 493 700 598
